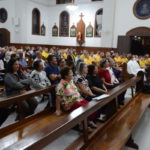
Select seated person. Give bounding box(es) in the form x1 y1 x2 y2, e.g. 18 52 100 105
87 65 107 95
58 58 66 71
55 67 97 129
18 52 27 67
98 59 115 89
45 55 61 106
45 55 61 85
107 57 121 79
30 60 52 106
0 57 4 70
4 59 38 117
87 65 108 122
99 59 125 106
127 55 145 76
3 52 11 69
74 62 96 101
107 58 119 85
33 51 46 67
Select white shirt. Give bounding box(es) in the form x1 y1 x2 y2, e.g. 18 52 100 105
30 70 51 88
0 60 4 70
107 67 119 84
127 59 145 76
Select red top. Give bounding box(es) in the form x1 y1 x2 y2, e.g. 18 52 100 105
98 69 111 84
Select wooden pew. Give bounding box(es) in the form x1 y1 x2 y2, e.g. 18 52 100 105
2 75 144 150
0 85 67 150
85 93 150 150
0 85 55 108
0 85 56 122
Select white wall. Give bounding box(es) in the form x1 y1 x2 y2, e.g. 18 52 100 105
101 0 116 48
0 0 149 48
0 0 104 47
26 0 50 44
112 0 150 48
47 2 103 47
24 0 103 47
0 0 15 42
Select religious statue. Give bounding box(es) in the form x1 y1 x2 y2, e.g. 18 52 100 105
140 4 149 15
41 23 46 36
77 31 82 41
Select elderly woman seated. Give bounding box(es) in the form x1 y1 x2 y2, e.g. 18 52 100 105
30 60 52 106
74 62 96 101
55 67 98 130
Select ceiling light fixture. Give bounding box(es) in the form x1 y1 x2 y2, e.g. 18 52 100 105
66 0 78 11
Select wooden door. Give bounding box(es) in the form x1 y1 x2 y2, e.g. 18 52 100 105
117 36 131 54
0 28 10 47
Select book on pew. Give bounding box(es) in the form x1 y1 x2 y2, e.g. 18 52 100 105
92 94 110 101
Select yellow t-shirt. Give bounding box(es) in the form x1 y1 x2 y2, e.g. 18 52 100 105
96 55 101 61
121 58 128 64
42 51 49 58
62 53 67 59
114 56 122 66
145 58 150 65
80 54 85 60
139 59 146 68
84 58 91 65
89 56 94 63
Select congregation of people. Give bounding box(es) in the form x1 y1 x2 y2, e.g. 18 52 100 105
0 46 150 131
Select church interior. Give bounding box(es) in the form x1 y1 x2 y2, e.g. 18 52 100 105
0 0 150 150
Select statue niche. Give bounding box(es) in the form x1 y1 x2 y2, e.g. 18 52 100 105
76 13 85 46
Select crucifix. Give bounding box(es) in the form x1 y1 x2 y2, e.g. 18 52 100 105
80 13 84 19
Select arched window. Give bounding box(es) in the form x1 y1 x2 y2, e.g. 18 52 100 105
0 8 8 23
59 11 69 37
32 8 40 35
95 9 103 37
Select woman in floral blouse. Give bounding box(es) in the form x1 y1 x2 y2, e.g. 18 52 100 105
55 67 97 126
56 67 88 114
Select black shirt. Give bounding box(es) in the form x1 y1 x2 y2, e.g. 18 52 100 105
87 75 104 95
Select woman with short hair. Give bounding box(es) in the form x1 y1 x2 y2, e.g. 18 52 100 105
30 60 52 105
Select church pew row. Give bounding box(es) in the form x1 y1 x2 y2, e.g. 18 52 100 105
85 93 150 150
0 84 68 150
0 85 56 121
1 74 145 150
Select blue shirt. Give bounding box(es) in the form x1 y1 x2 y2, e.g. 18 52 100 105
45 64 60 84
19 59 27 67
